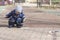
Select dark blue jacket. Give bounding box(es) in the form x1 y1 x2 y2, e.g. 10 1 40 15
6 9 25 20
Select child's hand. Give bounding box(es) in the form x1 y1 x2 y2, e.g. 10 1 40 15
24 18 26 22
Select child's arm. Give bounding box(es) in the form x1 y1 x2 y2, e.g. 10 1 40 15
22 13 26 21
5 10 15 18
6 12 12 18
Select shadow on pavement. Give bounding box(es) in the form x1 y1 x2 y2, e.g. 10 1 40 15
0 25 8 27
26 19 60 25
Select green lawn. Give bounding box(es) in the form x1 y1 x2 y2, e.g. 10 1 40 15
52 0 60 2
0 6 6 13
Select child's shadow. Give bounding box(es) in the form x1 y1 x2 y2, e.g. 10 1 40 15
0 24 8 27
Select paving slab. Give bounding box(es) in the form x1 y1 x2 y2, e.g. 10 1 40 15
0 5 60 40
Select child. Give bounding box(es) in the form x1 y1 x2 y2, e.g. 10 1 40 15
5 5 25 28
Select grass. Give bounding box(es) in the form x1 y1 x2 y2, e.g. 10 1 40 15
40 5 60 9
52 0 60 2
0 6 6 13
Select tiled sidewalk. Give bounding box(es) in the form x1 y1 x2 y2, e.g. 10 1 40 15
0 27 60 40
0 5 60 40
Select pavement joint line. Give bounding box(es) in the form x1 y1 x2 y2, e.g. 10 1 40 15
38 28 45 40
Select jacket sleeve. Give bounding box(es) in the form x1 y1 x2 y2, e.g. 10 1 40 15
20 12 25 18
6 10 15 18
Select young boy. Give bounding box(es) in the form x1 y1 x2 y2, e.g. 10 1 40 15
5 5 25 28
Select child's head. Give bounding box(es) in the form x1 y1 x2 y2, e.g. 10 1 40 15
15 5 23 14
